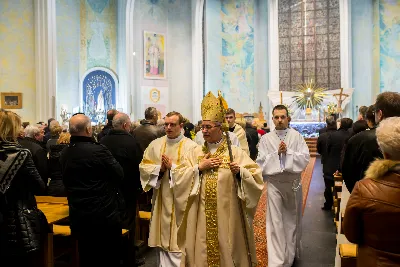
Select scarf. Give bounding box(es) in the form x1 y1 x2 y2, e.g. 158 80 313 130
0 141 29 194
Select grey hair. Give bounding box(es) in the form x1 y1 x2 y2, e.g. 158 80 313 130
69 115 91 134
49 120 60 131
376 117 400 160
112 113 130 129
24 125 40 138
145 107 158 120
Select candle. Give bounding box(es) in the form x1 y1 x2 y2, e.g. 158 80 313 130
280 91 283 104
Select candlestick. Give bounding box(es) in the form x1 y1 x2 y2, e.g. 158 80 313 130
280 91 283 105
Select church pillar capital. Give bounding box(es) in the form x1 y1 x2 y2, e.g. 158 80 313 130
34 0 57 122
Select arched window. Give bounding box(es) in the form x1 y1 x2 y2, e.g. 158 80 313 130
279 0 341 91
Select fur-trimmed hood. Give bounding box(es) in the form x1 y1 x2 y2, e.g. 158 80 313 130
365 159 400 180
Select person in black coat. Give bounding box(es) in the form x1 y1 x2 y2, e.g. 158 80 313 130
97 109 118 142
317 115 336 165
245 121 259 160
60 114 125 267
320 118 353 210
0 110 47 267
342 92 400 192
47 132 70 197
19 125 48 186
100 112 142 265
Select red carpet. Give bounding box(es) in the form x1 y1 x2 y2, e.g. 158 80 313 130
253 157 316 266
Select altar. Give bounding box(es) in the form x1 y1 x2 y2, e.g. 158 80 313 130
290 121 326 138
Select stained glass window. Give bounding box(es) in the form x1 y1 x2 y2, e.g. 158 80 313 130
278 0 341 91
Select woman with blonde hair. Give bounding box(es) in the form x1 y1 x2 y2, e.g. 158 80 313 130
344 116 400 267
0 110 47 266
47 132 70 196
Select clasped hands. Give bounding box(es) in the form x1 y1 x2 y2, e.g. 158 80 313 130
278 141 287 156
160 154 172 173
198 153 240 175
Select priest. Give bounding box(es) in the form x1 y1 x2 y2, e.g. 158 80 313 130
139 111 198 267
172 92 264 267
225 108 250 155
256 104 310 267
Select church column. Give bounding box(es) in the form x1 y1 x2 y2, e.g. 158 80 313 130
340 0 352 118
34 0 57 122
126 0 136 119
191 0 204 123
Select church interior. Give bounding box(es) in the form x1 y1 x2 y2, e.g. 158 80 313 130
1 0 400 266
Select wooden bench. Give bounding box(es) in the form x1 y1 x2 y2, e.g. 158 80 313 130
36 196 68 205
339 243 357 267
137 211 151 245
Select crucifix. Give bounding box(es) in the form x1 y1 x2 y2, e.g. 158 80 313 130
333 88 349 115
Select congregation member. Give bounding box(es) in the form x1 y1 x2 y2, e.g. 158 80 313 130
256 104 310 267
46 121 62 152
245 121 259 160
44 119 60 145
225 108 250 155
357 105 368 121
43 117 55 137
139 111 197 267
317 115 337 210
97 109 118 141
344 117 400 267
60 114 125 267
0 110 48 266
342 92 400 192
365 104 376 129
132 107 165 158
172 92 263 267
100 112 142 265
47 132 70 197
19 124 48 186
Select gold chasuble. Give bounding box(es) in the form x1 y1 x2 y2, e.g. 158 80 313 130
139 135 198 252
232 123 250 156
172 137 263 267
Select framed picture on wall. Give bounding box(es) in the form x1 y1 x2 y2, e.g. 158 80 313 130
1 92 22 109
144 31 166 80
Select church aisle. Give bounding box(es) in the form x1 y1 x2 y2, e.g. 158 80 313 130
293 158 336 267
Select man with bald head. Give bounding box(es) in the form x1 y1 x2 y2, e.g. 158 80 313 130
100 112 142 264
60 114 125 267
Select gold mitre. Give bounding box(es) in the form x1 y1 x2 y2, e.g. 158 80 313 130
201 91 227 123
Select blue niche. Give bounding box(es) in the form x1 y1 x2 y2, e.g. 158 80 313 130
81 68 117 124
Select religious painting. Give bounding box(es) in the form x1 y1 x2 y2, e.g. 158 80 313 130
1 93 22 109
220 0 255 112
378 0 400 92
144 31 166 80
141 86 169 118
80 67 118 124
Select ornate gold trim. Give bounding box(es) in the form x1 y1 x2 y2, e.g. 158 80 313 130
205 169 220 266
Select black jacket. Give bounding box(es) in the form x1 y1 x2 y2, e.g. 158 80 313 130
18 137 48 186
132 121 165 159
100 130 142 226
342 128 383 192
324 128 351 176
0 143 46 257
97 124 113 142
245 126 259 160
317 128 337 164
60 136 125 230
47 144 67 197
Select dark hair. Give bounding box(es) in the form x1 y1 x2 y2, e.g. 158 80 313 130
225 108 236 115
272 105 289 117
263 122 268 127
340 118 353 130
72 112 85 116
106 109 118 123
352 120 368 136
366 105 376 126
183 122 194 139
145 107 158 120
375 92 400 119
358 106 368 120
326 115 336 129
165 111 184 124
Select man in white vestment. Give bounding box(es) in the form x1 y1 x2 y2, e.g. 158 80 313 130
139 111 198 267
172 92 264 267
225 108 251 155
256 105 310 267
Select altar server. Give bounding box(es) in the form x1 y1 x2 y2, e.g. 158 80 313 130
256 104 310 267
139 111 198 267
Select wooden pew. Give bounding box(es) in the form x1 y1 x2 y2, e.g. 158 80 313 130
36 196 68 205
339 243 357 267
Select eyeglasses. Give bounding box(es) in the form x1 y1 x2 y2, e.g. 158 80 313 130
164 123 178 127
200 125 220 130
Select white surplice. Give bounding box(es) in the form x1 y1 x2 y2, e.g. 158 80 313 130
194 131 240 147
256 128 310 267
